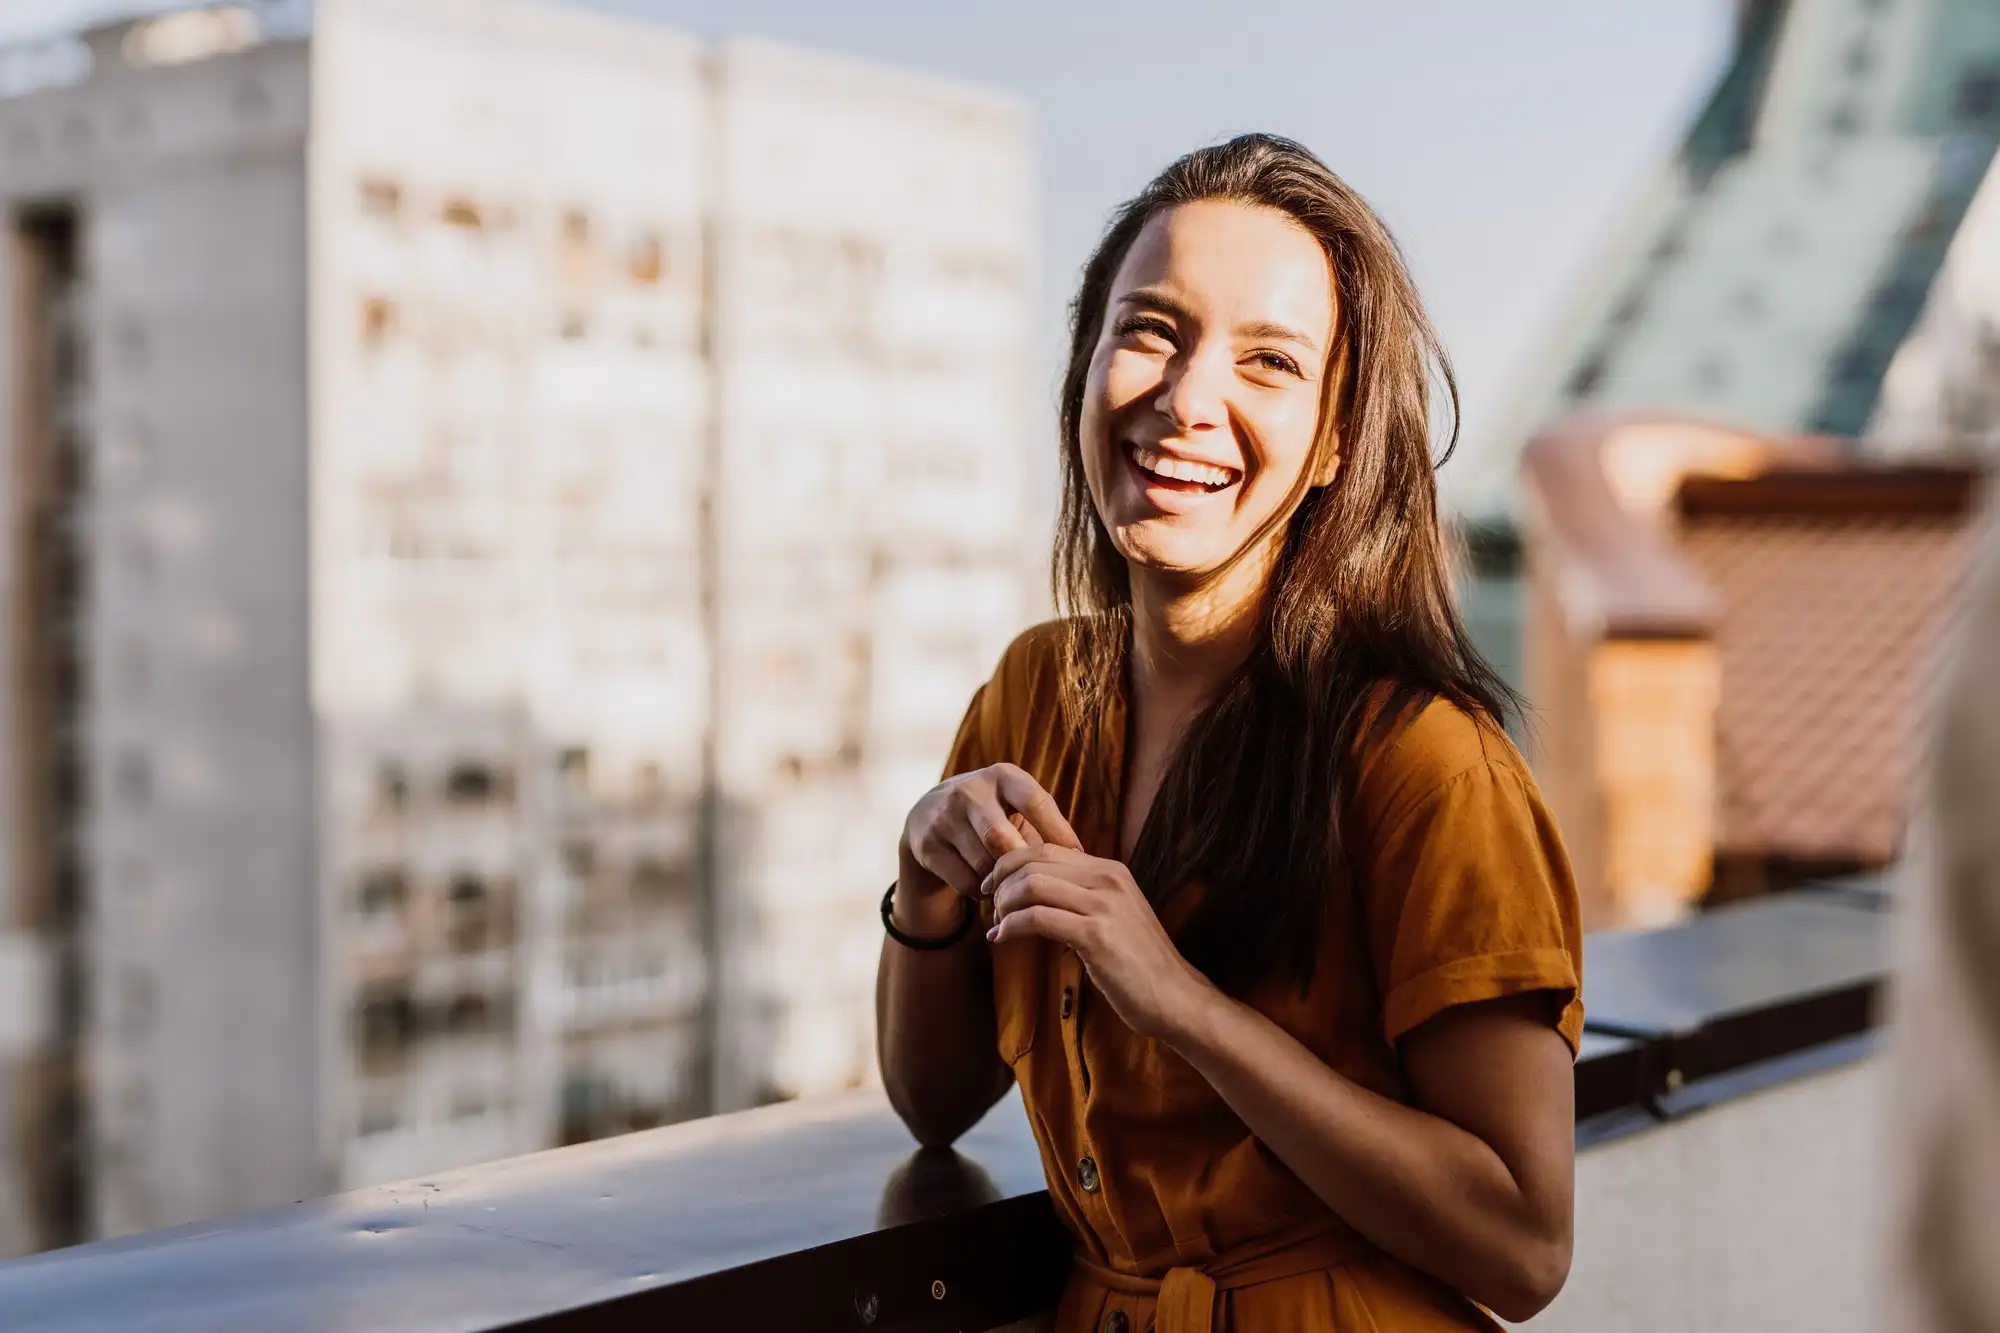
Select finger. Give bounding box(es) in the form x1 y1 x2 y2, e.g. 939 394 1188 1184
963 791 1028 862
992 870 1095 921
981 842 1095 898
991 766 1083 851
1009 811 1046 848
988 903 1088 949
939 817 1000 886
982 843 1045 896
912 833 985 897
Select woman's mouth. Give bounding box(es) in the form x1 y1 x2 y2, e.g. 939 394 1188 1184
1125 442 1240 495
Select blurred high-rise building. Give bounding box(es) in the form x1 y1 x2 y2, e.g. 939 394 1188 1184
0 0 1035 1255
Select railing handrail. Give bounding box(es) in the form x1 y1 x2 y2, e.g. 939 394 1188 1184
0 883 1889 1332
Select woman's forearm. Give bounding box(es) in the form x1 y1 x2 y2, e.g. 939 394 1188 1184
1162 987 1569 1321
875 855 1013 1147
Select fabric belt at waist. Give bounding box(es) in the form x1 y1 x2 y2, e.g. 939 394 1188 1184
1070 1221 1370 1333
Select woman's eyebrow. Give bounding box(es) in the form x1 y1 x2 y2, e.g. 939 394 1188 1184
1236 319 1320 352
1117 288 1198 323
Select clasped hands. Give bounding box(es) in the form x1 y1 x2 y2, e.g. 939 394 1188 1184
900 763 1212 1041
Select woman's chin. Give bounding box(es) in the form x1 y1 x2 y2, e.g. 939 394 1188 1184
1108 528 1232 581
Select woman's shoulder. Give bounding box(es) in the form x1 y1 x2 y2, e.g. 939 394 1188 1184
955 620 1073 761
987 618 1070 701
1349 687 1529 833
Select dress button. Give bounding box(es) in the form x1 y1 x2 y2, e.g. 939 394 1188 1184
1104 1311 1129 1333
1060 987 1074 1020
1078 1154 1100 1193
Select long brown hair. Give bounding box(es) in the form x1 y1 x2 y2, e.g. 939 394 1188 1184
1055 133 1514 996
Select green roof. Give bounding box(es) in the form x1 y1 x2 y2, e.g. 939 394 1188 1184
1465 0 2000 522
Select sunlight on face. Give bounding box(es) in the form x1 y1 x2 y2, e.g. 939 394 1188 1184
1079 199 1339 582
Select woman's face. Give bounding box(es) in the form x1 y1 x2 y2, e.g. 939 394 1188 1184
1079 199 1338 582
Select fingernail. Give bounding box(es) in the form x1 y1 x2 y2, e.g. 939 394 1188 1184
986 926 999 942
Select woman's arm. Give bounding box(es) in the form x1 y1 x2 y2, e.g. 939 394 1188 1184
983 844 1575 1322
877 765 1081 1147
876 846 1012 1148
1170 988 1573 1322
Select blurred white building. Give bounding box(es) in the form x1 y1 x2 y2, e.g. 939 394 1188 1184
0 0 1035 1254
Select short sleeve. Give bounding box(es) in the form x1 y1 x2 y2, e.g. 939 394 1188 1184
941 682 995 780
938 622 1066 785
1362 751 1585 1055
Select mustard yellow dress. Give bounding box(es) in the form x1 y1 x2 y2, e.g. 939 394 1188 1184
944 625 1585 1333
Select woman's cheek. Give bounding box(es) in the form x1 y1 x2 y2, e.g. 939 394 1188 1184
1257 404 1321 493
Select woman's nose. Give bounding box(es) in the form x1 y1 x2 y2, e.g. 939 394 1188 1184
1153 343 1230 433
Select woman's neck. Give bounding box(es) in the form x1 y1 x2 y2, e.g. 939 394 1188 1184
1127 544 1272 716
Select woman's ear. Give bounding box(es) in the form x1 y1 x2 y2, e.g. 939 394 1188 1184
1312 443 1342 488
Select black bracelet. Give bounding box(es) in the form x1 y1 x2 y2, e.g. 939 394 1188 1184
881 882 976 950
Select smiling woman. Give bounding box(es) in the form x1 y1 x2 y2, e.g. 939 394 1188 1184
877 134 1582 1333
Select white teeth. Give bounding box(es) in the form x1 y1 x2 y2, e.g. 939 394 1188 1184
1131 445 1235 488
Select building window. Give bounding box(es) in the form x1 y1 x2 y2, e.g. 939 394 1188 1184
353 987 417 1067
444 761 508 804
631 855 689 903
359 177 401 218
377 762 410 812
441 993 492 1036
356 867 409 915
446 873 505 951
629 229 663 284
441 197 484 230
361 297 396 348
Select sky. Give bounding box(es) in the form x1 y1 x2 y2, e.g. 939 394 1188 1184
3 0 1735 500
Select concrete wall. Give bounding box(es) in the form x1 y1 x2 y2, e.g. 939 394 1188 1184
1523 1056 1884 1331
0 24 321 1242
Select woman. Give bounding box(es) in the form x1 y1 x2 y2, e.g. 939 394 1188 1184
876 134 1582 1332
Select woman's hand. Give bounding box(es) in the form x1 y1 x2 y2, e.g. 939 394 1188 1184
897 765 1082 935
981 844 1212 1040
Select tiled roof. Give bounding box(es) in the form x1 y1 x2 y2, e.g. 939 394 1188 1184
1679 506 1978 863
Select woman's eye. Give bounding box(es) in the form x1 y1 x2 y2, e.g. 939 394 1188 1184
1250 351 1303 377
1114 316 1175 345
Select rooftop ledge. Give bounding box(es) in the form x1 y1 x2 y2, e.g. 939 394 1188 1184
0 884 1889 1333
